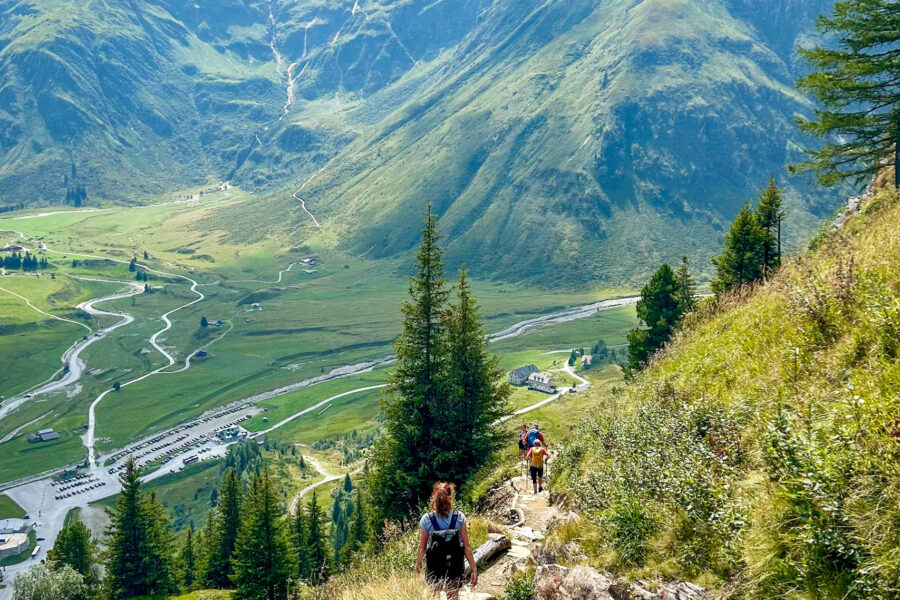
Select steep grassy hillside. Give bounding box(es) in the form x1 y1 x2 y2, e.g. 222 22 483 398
556 179 900 598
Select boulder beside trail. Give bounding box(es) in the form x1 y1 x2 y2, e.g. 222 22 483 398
535 564 614 600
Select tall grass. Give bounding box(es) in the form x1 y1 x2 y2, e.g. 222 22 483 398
556 187 900 598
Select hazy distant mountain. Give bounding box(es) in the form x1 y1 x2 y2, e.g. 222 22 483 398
0 0 842 284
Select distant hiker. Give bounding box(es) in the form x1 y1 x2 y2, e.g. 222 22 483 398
527 440 550 494
526 423 545 449
518 424 529 460
416 482 478 599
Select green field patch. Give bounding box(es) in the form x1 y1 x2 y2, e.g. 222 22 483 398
0 494 26 519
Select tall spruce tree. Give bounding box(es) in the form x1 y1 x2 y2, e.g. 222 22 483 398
292 503 310 580
48 520 95 585
305 491 330 585
232 471 291 600
206 468 242 588
370 204 449 521
793 0 900 188
339 488 370 565
179 526 196 591
711 202 767 294
104 457 175 599
756 179 786 276
673 255 698 315
626 264 682 370
441 268 510 481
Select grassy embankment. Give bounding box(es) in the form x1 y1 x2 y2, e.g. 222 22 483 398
551 184 900 598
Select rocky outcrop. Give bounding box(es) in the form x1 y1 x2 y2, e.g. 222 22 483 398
535 564 614 600
534 564 708 600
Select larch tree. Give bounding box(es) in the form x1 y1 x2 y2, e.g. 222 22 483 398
794 0 900 188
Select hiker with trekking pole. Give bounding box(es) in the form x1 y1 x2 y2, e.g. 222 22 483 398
416 482 478 599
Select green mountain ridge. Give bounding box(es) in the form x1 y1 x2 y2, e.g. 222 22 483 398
0 0 845 285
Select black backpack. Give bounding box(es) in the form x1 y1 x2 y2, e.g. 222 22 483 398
424 511 464 580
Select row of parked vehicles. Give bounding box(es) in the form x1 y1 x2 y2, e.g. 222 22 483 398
55 481 106 499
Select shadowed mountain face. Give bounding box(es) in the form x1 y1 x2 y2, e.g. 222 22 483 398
0 0 841 284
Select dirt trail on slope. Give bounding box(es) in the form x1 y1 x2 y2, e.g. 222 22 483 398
460 473 563 600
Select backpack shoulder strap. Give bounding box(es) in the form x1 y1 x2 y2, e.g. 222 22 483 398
428 512 441 532
449 511 458 530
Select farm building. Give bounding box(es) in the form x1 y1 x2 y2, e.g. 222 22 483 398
580 355 593 367
207 319 223 327
250 302 262 310
509 365 539 386
527 372 557 394
28 428 60 443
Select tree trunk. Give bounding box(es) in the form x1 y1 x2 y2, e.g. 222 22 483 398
465 534 512 575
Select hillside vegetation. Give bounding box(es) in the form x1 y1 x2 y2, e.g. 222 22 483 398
556 178 900 598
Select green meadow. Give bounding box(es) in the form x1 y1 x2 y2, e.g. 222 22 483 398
0 193 637 483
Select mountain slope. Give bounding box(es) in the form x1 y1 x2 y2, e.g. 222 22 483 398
1 0 845 285
556 178 900 597
293 0 841 284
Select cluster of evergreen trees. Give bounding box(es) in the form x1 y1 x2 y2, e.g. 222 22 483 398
28 453 366 600
368 205 511 523
625 180 786 371
65 185 88 207
710 179 785 294
2 252 49 271
625 256 697 371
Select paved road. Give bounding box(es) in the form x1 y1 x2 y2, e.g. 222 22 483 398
0 280 144 420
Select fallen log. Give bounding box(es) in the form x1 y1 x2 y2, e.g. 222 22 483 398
465 533 512 575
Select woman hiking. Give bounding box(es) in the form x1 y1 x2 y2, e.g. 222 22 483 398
416 482 478 599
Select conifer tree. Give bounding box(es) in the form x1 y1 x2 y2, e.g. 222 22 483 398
755 179 786 275
441 268 510 481
292 503 310 580
673 255 697 315
104 457 175 599
128 257 136 272
305 491 330 584
343 474 352 493
206 468 242 588
711 202 767 294
339 488 370 565
370 204 449 521
179 526 196 591
627 264 682 370
232 471 291 600
793 0 900 188
48 520 95 585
